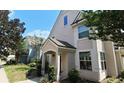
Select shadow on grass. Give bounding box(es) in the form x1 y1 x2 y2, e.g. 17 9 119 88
15 67 30 71
26 68 42 83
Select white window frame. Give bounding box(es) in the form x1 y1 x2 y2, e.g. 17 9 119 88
79 51 92 71
100 52 106 70
78 25 89 39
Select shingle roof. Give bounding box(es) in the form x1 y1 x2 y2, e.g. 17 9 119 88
49 38 76 49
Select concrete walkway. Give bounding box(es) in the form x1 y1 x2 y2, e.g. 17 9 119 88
0 60 9 83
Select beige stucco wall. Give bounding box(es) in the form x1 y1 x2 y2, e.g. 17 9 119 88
49 10 79 46
60 50 68 80
79 70 100 82
42 39 75 80
115 51 123 75
96 40 107 80
42 39 58 53
60 49 75 80
77 39 93 50
44 10 118 81
73 24 107 81
47 54 56 68
73 14 107 81
104 41 118 77
68 51 75 71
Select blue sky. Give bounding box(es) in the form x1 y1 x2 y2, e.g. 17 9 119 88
9 10 60 38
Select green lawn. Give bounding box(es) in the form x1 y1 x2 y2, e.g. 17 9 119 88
4 64 30 83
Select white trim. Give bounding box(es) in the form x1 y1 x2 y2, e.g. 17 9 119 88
41 53 45 75
78 50 92 71
56 53 60 82
78 49 92 52
78 37 89 41
43 49 57 54
59 47 76 51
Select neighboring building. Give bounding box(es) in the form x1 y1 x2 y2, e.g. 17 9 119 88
41 10 124 82
25 36 43 62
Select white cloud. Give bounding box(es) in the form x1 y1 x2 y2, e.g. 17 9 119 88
8 10 15 18
25 29 50 39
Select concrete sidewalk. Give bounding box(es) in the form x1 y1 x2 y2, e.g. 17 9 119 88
0 60 9 83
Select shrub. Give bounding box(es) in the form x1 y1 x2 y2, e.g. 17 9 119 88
106 77 120 83
40 75 49 83
120 70 124 79
68 69 79 83
28 62 37 68
48 65 56 82
40 77 48 83
26 68 37 79
6 59 16 65
36 62 42 76
27 59 42 77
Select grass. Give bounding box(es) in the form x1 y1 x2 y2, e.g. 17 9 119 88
102 76 124 83
4 64 31 83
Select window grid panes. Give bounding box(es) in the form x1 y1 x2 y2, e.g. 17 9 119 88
79 52 92 70
100 52 106 70
78 26 89 39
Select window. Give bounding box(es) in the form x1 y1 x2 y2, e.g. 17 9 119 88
100 52 106 70
64 16 68 25
79 52 92 70
78 26 89 39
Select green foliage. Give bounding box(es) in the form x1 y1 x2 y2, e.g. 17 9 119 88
82 10 124 46
106 77 121 83
27 58 42 77
28 62 37 68
26 68 38 79
17 39 28 55
48 65 56 82
0 10 26 58
6 59 16 65
107 77 116 83
68 69 79 83
120 70 124 78
36 61 42 76
40 75 49 83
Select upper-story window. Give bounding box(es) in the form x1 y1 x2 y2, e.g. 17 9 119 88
64 16 68 26
78 25 89 39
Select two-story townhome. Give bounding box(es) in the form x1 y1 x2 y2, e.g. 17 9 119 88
41 10 124 82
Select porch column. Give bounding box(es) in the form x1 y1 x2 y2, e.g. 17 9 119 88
56 53 60 82
41 53 45 75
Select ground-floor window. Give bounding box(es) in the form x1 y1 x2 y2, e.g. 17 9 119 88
100 52 106 70
79 51 92 70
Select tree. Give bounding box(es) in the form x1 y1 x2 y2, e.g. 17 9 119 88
0 10 26 58
16 38 28 63
81 10 124 47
